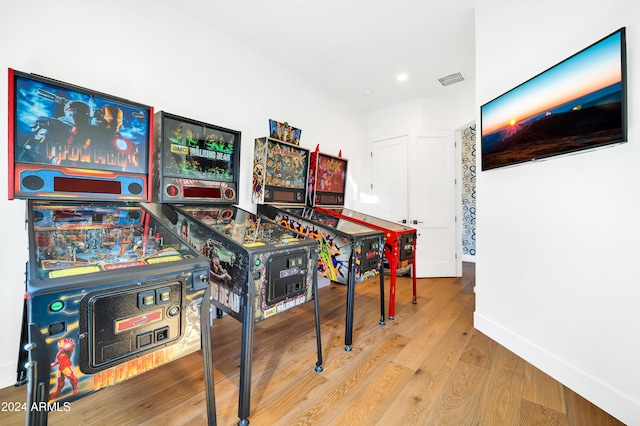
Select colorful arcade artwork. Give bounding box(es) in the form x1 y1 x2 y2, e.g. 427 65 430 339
308 147 347 206
145 202 322 426
253 137 308 205
269 119 302 145
160 114 236 182
9 69 216 425
153 111 240 204
9 70 151 201
25 201 210 405
149 204 317 322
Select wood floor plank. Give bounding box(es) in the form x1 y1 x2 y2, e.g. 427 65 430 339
375 301 476 425
564 387 626 426
392 292 474 371
421 358 490 425
324 361 414 426
0 263 626 426
459 328 499 369
523 362 568 414
472 342 526 425
520 399 568 426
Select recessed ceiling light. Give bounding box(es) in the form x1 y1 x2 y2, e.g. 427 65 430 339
363 90 373 96
397 73 408 82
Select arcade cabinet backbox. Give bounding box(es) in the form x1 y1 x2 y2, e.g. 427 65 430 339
253 137 385 351
152 111 238 205
8 69 215 425
307 149 418 320
153 113 322 426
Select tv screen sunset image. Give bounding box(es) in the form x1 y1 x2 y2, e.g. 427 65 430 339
481 29 626 171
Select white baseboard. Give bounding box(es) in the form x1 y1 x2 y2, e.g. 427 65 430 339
474 312 639 425
462 254 476 263
318 275 331 289
0 361 19 391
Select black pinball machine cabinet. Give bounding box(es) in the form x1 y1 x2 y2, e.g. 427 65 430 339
253 137 385 351
8 69 215 425
153 113 322 426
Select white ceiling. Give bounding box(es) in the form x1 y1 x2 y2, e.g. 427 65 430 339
174 0 476 113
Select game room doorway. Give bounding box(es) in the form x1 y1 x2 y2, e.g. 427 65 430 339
370 130 460 277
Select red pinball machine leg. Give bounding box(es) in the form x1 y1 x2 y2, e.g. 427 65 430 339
387 244 398 320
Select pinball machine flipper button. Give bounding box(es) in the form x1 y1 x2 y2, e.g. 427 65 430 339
48 322 66 336
167 305 180 317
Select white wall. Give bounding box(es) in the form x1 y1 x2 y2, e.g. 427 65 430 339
475 1 639 424
0 0 368 389
366 87 475 143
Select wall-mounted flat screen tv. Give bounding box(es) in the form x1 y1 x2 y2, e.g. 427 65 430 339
9 69 152 201
481 27 627 171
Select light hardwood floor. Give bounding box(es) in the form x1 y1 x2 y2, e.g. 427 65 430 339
0 263 626 425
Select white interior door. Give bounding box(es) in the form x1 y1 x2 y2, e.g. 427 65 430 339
370 136 409 222
370 131 459 278
409 130 458 277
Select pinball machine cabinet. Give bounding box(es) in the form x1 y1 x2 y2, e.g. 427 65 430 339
313 206 418 320
307 148 418 320
152 114 323 426
252 137 386 352
257 204 385 350
8 69 215 425
145 203 323 426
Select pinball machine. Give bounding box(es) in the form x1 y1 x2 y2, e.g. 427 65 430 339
307 148 418 320
8 69 216 425
152 112 323 426
253 136 386 351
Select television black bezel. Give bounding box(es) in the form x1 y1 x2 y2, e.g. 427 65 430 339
480 27 627 171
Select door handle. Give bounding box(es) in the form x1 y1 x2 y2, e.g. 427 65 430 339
400 219 407 224
412 220 424 225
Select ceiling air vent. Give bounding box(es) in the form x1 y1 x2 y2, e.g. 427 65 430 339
438 72 465 86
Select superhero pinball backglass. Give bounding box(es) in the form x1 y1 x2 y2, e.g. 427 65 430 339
252 137 309 205
8 69 152 201
308 149 348 207
153 111 240 204
23 201 210 405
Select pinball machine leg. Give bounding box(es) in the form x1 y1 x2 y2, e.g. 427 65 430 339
344 269 355 352
312 250 324 372
412 260 418 304
238 294 254 426
378 258 386 325
201 286 217 425
387 246 398 320
238 283 255 426
25 323 49 426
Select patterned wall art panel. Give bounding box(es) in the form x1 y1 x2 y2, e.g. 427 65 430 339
461 124 477 257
